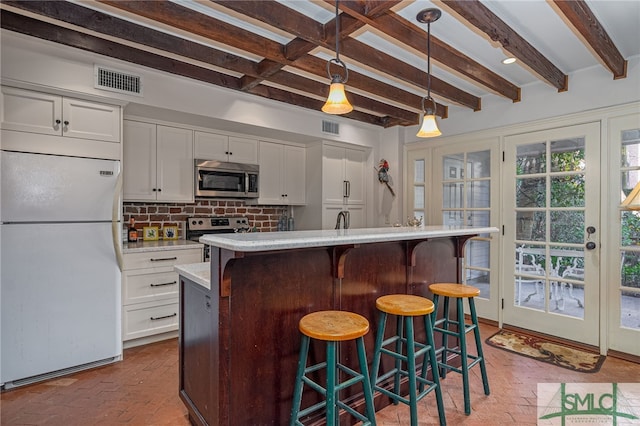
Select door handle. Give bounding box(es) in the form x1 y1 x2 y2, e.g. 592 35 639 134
585 226 597 250
586 241 597 250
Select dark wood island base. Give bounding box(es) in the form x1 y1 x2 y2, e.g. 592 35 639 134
177 227 496 425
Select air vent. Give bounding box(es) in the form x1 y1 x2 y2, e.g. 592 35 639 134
94 66 142 96
322 120 339 135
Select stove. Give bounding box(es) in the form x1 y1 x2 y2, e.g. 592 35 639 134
186 216 250 261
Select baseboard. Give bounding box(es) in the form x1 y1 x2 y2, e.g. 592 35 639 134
123 330 179 350
607 349 640 364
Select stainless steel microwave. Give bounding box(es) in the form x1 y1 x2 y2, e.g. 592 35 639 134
195 160 259 198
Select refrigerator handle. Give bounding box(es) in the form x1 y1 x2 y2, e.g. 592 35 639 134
111 169 124 271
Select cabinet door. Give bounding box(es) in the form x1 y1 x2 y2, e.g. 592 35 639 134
123 120 157 201
157 125 194 202
258 141 285 204
194 131 228 161
323 145 347 204
347 205 365 228
228 136 258 164
283 145 306 204
1 87 61 136
62 97 120 142
344 148 365 204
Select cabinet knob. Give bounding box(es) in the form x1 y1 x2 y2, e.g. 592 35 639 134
152 188 157 192
157 188 162 192
55 119 61 124
63 120 69 126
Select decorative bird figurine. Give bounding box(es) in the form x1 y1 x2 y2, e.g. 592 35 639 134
376 159 395 196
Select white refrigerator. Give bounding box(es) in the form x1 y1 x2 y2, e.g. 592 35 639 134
1 151 123 388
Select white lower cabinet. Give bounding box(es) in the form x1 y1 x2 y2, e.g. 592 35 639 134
122 247 202 346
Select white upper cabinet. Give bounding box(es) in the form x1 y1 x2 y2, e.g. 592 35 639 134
258 141 305 205
194 131 258 164
123 120 193 202
1 86 120 142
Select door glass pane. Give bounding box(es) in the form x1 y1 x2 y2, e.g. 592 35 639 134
621 131 640 167
443 182 463 209
466 150 490 178
468 181 490 207
550 245 585 318
550 211 584 244
442 211 463 226
516 177 546 207
621 211 640 246
414 186 424 209
551 175 585 207
550 138 585 172
516 211 546 241
514 243 546 310
517 143 546 175
468 240 490 268
443 154 463 180
468 211 489 227
414 159 425 183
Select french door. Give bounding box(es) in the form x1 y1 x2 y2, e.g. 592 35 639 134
502 122 600 346
607 114 640 356
408 140 500 320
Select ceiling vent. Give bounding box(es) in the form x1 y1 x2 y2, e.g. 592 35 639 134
94 66 142 96
322 120 340 135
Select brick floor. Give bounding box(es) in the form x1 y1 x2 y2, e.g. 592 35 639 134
2 324 638 425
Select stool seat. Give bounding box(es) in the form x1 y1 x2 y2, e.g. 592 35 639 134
429 283 480 298
376 294 435 316
299 310 369 341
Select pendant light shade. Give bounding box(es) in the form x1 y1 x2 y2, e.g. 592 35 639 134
417 114 442 137
416 96 441 137
322 0 352 115
322 72 353 114
416 8 442 138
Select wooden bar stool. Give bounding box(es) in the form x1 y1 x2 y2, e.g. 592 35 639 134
370 295 446 426
290 310 376 426
429 283 490 415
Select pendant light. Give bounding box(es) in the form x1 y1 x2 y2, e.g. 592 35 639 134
416 8 442 138
321 0 353 115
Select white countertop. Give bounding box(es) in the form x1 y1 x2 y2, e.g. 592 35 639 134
199 225 498 252
123 239 203 254
175 262 210 290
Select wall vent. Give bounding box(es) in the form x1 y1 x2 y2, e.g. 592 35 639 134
322 120 339 135
94 66 143 96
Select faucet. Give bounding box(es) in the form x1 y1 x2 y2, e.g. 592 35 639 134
335 210 350 229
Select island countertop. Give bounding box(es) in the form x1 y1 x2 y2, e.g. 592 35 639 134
199 225 498 252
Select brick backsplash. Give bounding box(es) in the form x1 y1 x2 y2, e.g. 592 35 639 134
123 199 288 238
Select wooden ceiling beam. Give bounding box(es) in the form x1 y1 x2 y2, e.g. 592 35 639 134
337 1 520 102
442 0 569 92
214 0 476 110
551 0 626 79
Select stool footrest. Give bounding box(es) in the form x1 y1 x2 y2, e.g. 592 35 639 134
433 323 477 337
374 381 438 406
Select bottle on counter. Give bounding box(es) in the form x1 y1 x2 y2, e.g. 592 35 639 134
287 216 294 231
128 218 138 242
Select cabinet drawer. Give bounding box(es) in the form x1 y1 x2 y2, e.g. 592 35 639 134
123 300 179 341
123 248 202 270
123 269 179 305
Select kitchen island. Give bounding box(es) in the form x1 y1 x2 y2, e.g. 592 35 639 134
176 225 497 426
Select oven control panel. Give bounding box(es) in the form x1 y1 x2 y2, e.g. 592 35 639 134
187 217 250 232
